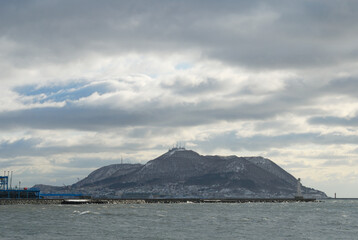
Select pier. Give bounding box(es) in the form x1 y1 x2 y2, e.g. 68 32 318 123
0 173 40 200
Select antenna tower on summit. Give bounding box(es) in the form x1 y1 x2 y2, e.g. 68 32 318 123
169 141 186 151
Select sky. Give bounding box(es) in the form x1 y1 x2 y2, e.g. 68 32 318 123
1 0 358 197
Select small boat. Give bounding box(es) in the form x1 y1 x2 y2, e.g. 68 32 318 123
61 199 90 204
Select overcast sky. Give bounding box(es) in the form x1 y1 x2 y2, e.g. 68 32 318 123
1 0 358 197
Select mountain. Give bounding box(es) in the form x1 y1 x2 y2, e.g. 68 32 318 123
34 148 327 198
72 163 143 188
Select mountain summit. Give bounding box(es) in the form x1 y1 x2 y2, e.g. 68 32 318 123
35 148 327 198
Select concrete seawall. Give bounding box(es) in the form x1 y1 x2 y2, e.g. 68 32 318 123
0 199 146 205
0 198 317 205
0 199 63 205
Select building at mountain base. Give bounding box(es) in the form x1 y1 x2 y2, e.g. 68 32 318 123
0 174 40 199
0 189 41 199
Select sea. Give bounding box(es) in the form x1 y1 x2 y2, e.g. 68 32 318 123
0 199 357 240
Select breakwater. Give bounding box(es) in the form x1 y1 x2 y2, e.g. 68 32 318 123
0 198 317 205
144 198 317 203
0 199 63 205
0 199 145 205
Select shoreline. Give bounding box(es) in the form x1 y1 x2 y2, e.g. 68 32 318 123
0 198 318 205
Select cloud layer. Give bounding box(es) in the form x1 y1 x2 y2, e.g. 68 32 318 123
1 0 358 197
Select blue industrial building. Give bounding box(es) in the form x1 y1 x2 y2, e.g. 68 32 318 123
40 193 84 199
0 175 40 199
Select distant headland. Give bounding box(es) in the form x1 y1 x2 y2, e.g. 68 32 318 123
32 148 327 199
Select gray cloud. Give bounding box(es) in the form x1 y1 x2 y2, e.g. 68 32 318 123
196 131 358 152
1 71 356 138
3 131 356 168
323 77 358 98
58 157 124 169
0 138 42 158
161 78 225 96
0 158 34 169
308 115 358 127
0 77 343 132
0 96 311 131
1 0 358 69
0 137 141 159
322 159 356 167
1 1 358 195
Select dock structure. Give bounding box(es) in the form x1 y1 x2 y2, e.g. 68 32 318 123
0 189 41 199
0 173 40 199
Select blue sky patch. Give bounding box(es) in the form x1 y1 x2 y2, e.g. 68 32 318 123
175 62 193 70
14 81 112 103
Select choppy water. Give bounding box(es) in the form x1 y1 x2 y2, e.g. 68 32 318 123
1 200 357 239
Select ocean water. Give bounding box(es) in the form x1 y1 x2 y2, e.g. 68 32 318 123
1 200 357 240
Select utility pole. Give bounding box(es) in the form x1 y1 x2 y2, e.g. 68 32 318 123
10 171 13 189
